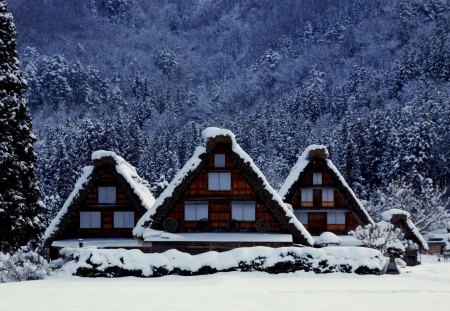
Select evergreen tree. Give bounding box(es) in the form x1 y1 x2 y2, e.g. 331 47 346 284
0 0 44 250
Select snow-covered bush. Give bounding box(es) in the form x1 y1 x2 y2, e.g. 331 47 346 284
0 247 49 283
58 246 387 277
349 223 403 254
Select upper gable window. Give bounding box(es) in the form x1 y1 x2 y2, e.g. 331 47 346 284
208 172 231 190
98 186 116 204
313 172 322 185
214 154 226 167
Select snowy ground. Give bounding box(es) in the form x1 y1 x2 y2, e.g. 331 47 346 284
1 255 449 311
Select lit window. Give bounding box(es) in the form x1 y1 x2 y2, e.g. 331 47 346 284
313 172 322 185
232 202 256 221
327 212 346 225
114 212 135 228
208 172 231 190
301 189 313 202
98 186 116 204
322 189 334 202
294 211 308 224
214 154 226 167
185 202 208 221
80 212 101 228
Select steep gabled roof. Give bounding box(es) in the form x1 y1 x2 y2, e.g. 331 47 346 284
279 145 374 225
380 209 429 251
134 127 314 246
43 151 155 247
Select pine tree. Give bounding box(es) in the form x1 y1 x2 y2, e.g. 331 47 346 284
0 0 44 250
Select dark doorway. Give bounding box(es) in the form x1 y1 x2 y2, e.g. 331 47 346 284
308 212 327 234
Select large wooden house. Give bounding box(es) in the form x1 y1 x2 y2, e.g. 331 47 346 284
43 151 155 258
133 128 313 253
278 145 374 237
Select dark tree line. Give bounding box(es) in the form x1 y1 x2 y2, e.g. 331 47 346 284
7 0 449 228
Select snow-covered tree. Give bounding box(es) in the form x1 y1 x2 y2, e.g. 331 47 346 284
366 178 448 233
349 223 403 254
0 0 44 250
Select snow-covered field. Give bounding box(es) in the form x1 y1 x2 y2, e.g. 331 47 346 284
1 255 449 311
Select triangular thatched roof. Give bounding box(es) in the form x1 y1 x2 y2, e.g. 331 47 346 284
134 127 314 246
279 144 374 226
43 151 155 247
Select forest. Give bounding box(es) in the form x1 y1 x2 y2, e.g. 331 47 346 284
9 0 450 229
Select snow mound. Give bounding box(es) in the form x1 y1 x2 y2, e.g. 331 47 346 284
58 246 386 277
315 232 342 246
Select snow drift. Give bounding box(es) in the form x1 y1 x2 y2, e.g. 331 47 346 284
58 246 387 277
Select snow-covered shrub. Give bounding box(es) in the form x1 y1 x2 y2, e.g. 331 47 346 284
0 247 49 283
58 246 387 277
349 223 403 254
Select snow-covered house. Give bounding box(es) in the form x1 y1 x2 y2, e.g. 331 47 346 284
279 145 374 239
43 151 155 258
133 127 313 253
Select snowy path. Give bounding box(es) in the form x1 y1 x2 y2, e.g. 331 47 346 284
1 257 449 311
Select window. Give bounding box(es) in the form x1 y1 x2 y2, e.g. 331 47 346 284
98 186 116 204
301 189 313 202
327 212 346 225
214 154 226 167
294 211 308 224
208 172 231 190
80 212 101 228
313 172 322 185
185 202 208 221
322 189 334 202
232 202 256 221
114 212 135 228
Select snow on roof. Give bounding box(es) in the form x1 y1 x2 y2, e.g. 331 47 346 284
134 127 314 246
279 144 374 224
91 151 156 212
279 144 327 199
44 150 154 242
381 209 428 251
43 165 94 241
381 209 411 221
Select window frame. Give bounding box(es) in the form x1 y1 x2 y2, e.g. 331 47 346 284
79 211 101 229
313 172 323 185
214 154 226 168
208 172 231 191
301 188 313 202
98 186 117 204
113 211 135 228
184 201 209 221
231 201 256 221
327 211 346 225
322 188 334 202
